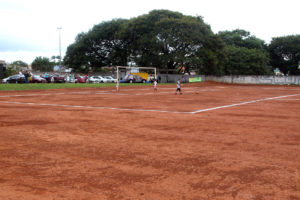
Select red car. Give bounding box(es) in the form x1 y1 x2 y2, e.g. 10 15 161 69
52 74 66 83
30 75 47 83
75 76 88 83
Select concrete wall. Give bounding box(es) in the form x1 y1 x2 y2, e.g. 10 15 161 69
206 75 300 85
158 74 205 83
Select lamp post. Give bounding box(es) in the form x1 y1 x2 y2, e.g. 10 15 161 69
57 27 62 66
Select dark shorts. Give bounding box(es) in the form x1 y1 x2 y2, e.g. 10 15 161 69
176 88 181 91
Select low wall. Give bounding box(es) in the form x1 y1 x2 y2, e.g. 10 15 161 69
206 75 300 85
158 74 205 83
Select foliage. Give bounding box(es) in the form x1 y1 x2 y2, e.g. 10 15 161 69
65 10 226 74
218 29 266 49
121 10 226 74
51 55 61 64
224 46 271 75
31 57 54 72
9 60 28 70
3 67 18 78
218 29 271 75
64 19 129 72
269 35 300 75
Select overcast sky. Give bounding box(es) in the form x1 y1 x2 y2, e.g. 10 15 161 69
0 0 299 64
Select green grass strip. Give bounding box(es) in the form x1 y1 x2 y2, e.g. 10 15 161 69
0 83 158 91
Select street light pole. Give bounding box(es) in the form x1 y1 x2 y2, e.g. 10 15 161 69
57 27 62 66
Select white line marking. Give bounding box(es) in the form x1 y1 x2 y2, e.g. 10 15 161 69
1 92 298 115
191 93 300 114
0 87 218 98
0 100 190 114
276 99 300 101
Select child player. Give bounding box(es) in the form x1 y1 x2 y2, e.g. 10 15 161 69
153 79 158 92
116 79 120 92
175 79 182 95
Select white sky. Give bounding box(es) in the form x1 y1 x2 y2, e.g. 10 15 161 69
0 0 299 64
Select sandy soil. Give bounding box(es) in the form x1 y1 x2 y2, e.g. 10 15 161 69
0 82 300 200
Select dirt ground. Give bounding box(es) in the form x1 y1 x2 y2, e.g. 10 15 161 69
0 81 300 200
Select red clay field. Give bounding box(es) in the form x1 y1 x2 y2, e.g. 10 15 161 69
0 81 300 200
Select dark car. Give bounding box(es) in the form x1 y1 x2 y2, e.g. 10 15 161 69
52 74 66 83
3 74 25 83
121 74 147 83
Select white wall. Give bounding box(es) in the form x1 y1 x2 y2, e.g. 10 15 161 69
206 75 300 85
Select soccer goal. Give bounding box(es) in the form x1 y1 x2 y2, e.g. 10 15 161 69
116 66 157 83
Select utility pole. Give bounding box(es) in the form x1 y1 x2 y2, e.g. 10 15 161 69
57 27 62 66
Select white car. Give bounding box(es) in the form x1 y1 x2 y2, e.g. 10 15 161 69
104 76 117 83
2 77 9 83
88 76 108 83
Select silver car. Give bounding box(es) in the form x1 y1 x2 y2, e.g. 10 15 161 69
104 76 117 83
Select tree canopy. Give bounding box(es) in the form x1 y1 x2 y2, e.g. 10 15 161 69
31 57 54 72
10 60 28 69
218 29 272 75
64 10 226 74
269 35 300 75
63 10 299 76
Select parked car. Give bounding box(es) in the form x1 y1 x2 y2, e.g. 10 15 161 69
41 73 52 83
88 76 110 83
52 74 66 83
104 76 117 83
121 74 147 83
75 76 88 83
88 76 101 83
30 75 46 83
2 74 25 83
2 77 9 83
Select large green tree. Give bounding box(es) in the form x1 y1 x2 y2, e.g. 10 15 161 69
31 57 54 72
10 60 28 70
120 10 225 74
269 35 300 75
218 29 271 75
64 19 129 71
64 10 226 74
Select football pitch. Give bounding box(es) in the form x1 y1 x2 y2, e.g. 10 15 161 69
0 82 300 200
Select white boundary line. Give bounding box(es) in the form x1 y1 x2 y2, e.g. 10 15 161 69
191 93 300 114
0 100 190 114
0 93 299 115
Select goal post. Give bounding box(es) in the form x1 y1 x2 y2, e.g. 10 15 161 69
116 66 157 83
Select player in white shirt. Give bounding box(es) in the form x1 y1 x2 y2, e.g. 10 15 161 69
175 80 182 95
153 79 157 92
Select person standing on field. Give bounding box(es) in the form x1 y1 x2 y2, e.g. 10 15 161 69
175 79 182 95
116 79 120 92
24 71 29 83
153 79 157 92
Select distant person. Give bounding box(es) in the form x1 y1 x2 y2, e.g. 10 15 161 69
153 79 157 92
44 72 50 83
28 72 32 83
24 71 29 83
116 79 120 92
19 71 23 83
158 76 161 83
175 79 182 95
